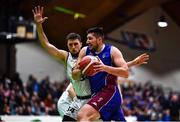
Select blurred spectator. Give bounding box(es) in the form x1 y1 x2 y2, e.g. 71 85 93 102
0 73 179 121
0 83 4 114
11 72 23 92
168 93 180 121
0 73 66 116
121 80 180 121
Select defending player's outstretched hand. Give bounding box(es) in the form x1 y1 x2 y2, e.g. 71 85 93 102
32 6 48 24
134 53 149 66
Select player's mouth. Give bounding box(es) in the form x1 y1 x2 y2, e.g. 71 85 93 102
88 44 93 49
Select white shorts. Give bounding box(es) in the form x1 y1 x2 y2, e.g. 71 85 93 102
65 97 90 120
57 84 73 117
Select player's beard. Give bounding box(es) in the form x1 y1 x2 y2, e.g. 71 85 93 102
88 41 97 52
90 44 98 53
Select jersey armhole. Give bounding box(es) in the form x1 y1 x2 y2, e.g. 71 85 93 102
65 52 70 67
84 46 88 55
110 46 114 66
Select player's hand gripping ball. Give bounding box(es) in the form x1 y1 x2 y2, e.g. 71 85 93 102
79 55 99 76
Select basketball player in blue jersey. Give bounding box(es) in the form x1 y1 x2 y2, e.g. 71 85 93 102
72 27 148 121
33 6 149 121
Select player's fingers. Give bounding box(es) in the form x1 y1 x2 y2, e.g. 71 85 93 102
38 6 41 13
139 53 146 58
141 53 147 56
42 17 48 23
142 57 149 60
142 54 149 58
41 6 44 15
144 57 149 61
144 54 149 58
141 54 149 59
32 9 35 15
93 65 100 68
35 6 38 13
94 68 101 72
141 55 149 60
94 62 101 65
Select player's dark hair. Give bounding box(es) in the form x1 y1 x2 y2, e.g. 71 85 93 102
66 33 81 41
86 27 104 39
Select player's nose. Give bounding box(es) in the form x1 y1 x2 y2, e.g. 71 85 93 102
86 39 90 44
72 44 75 49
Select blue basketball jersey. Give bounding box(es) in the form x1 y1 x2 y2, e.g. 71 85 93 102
86 44 116 94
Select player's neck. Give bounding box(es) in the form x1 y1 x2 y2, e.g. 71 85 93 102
71 53 79 58
95 44 105 54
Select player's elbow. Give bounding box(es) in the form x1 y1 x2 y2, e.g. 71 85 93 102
117 68 129 78
124 70 129 78
122 67 129 78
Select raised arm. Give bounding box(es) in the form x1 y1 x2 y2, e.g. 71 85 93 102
32 6 68 64
127 53 149 67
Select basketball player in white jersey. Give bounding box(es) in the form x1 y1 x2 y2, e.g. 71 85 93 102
32 6 149 121
32 6 85 119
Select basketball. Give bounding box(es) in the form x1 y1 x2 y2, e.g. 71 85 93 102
79 55 99 76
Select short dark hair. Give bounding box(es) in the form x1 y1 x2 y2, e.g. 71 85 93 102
86 27 104 38
66 33 81 41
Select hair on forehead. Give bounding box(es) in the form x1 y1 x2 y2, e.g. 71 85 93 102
86 27 104 38
66 33 81 41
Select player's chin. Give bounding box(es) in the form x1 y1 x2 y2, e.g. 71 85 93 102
89 47 96 52
87 45 93 50
71 51 78 54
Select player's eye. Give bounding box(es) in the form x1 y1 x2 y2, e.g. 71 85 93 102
88 37 92 40
74 43 78 46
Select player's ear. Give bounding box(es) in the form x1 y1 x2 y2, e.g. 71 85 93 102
98 36 103 42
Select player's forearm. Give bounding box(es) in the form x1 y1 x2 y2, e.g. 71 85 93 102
67 85 76 100
72 67 82 80
103 65 129 78
68 90 76 100
127 60 135 68
36 23 50 48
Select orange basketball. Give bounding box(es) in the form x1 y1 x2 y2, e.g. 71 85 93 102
79 55 99 76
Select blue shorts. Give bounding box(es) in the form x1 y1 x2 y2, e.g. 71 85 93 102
87 85 126 121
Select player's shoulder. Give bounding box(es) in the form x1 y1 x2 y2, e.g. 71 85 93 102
82 46 88 50
57 49 69 58
80 46 88 53
110 45 122 53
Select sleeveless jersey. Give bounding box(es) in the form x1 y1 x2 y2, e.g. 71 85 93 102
66 52 91 96
86 44 117 94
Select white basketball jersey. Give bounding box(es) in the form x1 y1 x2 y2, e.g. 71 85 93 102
66 52 91 96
